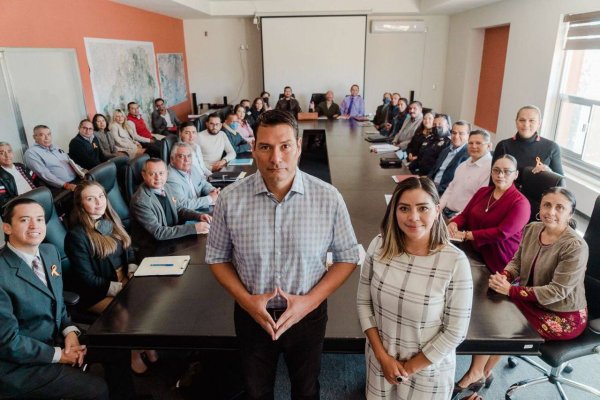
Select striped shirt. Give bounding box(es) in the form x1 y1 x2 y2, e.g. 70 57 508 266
206 169 359 308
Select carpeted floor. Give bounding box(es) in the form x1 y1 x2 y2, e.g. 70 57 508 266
129 351 600 399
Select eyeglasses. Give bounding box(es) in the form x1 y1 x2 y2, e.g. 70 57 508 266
207 122 222 127
491 168 516 176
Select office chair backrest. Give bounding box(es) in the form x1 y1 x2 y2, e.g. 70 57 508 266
86 161 130 230
310 93 326 107
584 195 600 319
520 166 565 222
160 134 178 164
124 154 150 203
15 187 72 280
195 114 208 132
109 155 129 197
218 105 233 122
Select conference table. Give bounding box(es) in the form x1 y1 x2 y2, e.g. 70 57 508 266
87 118 543 355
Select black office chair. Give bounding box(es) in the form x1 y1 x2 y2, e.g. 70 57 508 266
310 93 326 109
520 166 565 223
124 154 150 204
107 155 129 200
194 114 208 132
218 105 233 121
160 134 178 164
505 194 600 400
86 161 130 231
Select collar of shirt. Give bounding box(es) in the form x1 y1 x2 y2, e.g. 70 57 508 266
7 242 40 268
33 143 58 152
78 134 94 143
253 168 305 198
512 132 541 142
150 187 165 196
1 164 15 172
468 151 492 167
451 143 467 152
128 113 141 120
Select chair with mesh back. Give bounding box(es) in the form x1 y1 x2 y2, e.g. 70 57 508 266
505 194 600 400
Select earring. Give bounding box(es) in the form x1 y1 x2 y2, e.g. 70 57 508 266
535 212 540 221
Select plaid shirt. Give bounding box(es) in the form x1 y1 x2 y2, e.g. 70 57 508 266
206 169 359 308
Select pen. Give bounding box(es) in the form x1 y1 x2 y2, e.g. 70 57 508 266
150 263 174 267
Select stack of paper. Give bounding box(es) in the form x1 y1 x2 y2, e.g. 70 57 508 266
369 144 399 154
134 256 191 277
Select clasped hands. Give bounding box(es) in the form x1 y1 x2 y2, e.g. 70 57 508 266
59 331 87 367
488 272 511 295
244 287 316 341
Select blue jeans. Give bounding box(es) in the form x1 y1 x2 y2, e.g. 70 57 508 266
234 301 328 400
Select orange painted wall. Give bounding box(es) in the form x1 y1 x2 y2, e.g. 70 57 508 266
474 25 510 133
0 0 191 120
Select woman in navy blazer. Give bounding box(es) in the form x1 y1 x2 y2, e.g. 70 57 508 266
65 180 157 374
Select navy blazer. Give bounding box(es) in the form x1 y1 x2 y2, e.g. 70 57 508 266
68 133 102 170
64 224 132 309
427 145 469 195
0 243 71 394
0 163 41 212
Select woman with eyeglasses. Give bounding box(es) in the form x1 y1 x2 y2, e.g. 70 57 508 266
454 187 587 398
447 154 531 274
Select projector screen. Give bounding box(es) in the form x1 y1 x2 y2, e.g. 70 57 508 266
261 16 367 111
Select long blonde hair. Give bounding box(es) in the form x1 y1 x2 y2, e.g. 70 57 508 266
378 177 448 261
111 109 135 136
71 181 131 258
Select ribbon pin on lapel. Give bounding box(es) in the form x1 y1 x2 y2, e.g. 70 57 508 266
51 265 60 277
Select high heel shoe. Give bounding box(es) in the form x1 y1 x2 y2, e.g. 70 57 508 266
452 377 485 399
484 372 494 389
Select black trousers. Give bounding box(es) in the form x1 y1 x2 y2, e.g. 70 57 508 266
6 348 133 400
234 301 328 400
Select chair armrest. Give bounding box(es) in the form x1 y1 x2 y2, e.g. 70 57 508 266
63 291 80 307
589 318 600 334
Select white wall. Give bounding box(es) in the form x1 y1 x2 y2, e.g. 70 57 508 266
184 15 450 115
183 18 263 105
443 0 600 216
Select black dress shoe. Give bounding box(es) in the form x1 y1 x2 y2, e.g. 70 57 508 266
452 377 485 399
484 372 494 388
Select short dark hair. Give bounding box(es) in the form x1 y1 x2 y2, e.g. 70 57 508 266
240 99 250 104
154 98 165 105
469 129 491 142
78 119 92 129
409 101 423 109
33 125 50 135
225 111 237 121
127 102 137 111
434 113 451 126
254 109 299 140
179 121 196 131
92 114 109 132
399 97 409 105
284 86 292 91
142 157 165 172
207 113 221 123
453 120 472 133
2 198 43 225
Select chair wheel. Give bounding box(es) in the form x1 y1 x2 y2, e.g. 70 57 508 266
563 363 573 374
507 357 518 368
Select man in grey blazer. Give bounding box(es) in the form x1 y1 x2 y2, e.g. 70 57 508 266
166 142 219 211
0 198 133 399
130 158 211 246
151 98 181 135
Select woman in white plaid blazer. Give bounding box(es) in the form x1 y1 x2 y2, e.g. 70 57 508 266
357 177 473 399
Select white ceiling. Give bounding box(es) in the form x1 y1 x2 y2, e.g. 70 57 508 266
111 0 504 19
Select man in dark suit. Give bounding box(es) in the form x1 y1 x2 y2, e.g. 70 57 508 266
428 120 471 195
0 142 42 213
68 118 103 169
0 198 133 399
151 97 182 135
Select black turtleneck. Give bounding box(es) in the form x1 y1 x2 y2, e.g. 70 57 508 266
493 132 563 178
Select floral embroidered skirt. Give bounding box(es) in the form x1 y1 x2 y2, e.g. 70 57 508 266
512 298 588 340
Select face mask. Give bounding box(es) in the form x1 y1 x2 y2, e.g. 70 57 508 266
230 122 239 130
383 98 391 105
433 126 446 138
94 219 113 236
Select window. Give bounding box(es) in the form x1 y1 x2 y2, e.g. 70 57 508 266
553 11 600 174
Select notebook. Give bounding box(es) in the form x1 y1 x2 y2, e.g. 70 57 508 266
134 256 191 277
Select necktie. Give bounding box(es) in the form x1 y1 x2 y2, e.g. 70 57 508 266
347 97 354 115
32 256 48 287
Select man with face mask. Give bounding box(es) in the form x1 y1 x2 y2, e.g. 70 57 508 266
409 113 451 175
373 92 392 129
223 112 252 154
